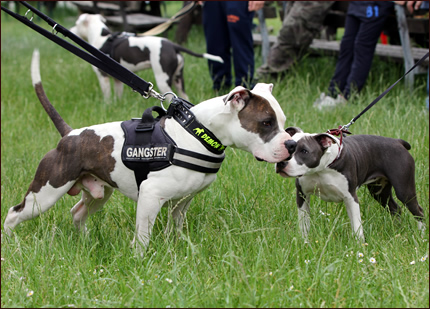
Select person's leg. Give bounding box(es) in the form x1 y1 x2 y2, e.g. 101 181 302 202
328 15 360 98
226 1 255 87
202 1 231 90
266 1 334 73
343 10 391 98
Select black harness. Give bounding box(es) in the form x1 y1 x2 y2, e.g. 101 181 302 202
99 31 133 60
121 98 226 191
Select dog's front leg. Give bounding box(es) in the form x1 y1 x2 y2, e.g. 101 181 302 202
113 79 124 98
296 180 311 242
133 193 166 256
344 194 365 243
92 66 111 100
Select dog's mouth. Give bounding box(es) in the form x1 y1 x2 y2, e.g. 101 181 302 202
255 154 293 163
275 158 297 178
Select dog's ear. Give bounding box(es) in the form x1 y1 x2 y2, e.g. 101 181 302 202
285 126 303 137
97 14 107 23
315 134 336 149
252 83 273 93
223 86 251 111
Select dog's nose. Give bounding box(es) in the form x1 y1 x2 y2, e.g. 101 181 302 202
285 140 297 154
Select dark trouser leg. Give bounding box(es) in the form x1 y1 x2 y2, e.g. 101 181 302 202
202 2 231 90
226 1 255 87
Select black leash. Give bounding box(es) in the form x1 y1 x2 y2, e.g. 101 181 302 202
1 1 164 100
328 51 429 137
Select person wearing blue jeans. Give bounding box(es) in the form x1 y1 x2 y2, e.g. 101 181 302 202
315 1 394 109
202 1 264 91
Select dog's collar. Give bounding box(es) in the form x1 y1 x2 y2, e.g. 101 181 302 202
327 134 343 168
167 98 227 155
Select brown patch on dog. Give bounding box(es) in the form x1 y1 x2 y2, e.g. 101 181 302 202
238 94 280 143
13 129 117 212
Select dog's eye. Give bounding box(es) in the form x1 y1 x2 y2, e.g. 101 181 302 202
300 149 308 154
262 121 272 127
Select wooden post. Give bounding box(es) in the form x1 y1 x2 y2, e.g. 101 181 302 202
395 5 414 91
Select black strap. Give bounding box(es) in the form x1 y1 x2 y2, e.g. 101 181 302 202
167 98 227 155
1 2 152 97
134 107 167 189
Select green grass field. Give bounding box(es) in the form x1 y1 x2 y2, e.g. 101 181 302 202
1 3 429 308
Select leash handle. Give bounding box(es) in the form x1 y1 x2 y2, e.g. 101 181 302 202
351 52 429 125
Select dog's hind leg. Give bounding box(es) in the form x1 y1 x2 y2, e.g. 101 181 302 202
71 186 113 232
4 149 82 236
367 180 402 216
4 179 77 236
386 159 425 231
165 195 194 238
172 55 189 101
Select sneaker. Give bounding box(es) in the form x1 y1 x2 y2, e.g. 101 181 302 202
312 92 327 107
314 93 346 110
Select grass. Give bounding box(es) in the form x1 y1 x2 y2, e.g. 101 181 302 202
1 2 429 308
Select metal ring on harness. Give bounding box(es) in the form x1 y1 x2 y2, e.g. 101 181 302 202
52 24 58 35
159 92 178 111
25 9 33 21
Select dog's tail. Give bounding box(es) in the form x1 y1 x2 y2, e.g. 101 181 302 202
399 139 412 151
31 49 73 137
172 43 224 63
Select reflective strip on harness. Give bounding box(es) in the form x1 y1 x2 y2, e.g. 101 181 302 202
172 148 224 174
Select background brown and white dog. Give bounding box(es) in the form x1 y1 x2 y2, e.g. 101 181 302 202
70 13 223 100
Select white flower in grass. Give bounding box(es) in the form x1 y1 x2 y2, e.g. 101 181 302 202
93 269 97 275
410 261 416 265
359 259 363 263
369 257 376 264
269 272 273 276
305 260 310 264
100 269 104 273
1 257 4 261
289 285 294 291
358 252 364 258
165 278 173 283
140 279 145 285
420 255 428 262
26 290 34 297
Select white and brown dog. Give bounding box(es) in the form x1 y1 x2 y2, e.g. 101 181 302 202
3 50 295 255
70 13 223 100
276 127 425 242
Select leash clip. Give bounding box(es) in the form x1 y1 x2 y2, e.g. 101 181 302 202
341 118 355 132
